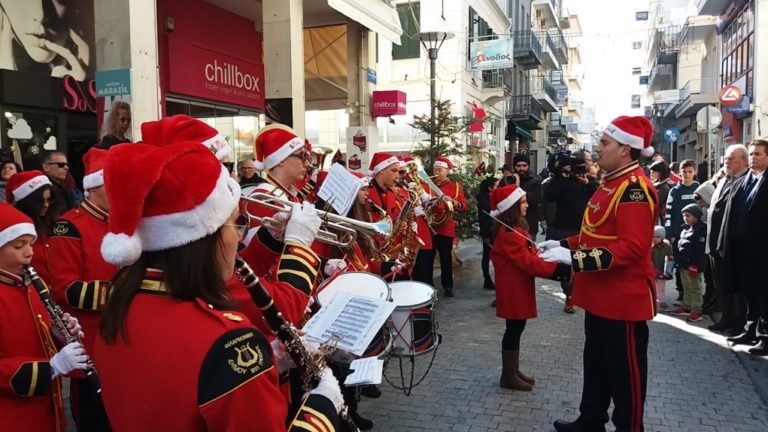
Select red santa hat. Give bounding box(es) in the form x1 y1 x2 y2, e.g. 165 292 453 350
369 152 399 175
100 142 241 266
402 155 416 165
82 147 108 191
490 184 526 217
396 155 406 169
140 115 231 160
433 157 453 171
351 171 370 188
603 116 655 158
253 124 305 171
0 203 36 247
6 170 51 204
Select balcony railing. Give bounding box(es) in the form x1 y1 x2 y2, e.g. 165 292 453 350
532 75 558 101
512 31 543 69
509 95 544 118
549 70 566 87
482 69 513 90
548 28 568 64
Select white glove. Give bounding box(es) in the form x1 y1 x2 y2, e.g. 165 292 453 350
310 368 344 414
284 202 322 246
411 221 418 233
266 210 290 240
536 240 561 252
414 205 425 216
324 259 348 277
50 342 89 378
270 339 296 374
539 246 572 266
419 192 432 203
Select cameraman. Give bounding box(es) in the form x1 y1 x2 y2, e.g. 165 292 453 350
545 151 598 313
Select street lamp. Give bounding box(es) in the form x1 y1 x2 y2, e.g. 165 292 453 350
419 31 454 152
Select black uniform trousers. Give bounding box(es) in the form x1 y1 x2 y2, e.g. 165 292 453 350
411 249 434 286
481 239 492 285
428 234 454 290
579 312 648 432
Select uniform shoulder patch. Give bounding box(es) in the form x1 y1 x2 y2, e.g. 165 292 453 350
48 220 81 239
620 182 649 203
198 327 274 406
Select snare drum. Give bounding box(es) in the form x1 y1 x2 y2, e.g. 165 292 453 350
316 272 392 362
389 281 438 356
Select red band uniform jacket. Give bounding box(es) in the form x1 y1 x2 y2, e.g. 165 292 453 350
93 272 338 432
0 270 66 432
563 162 658 321
492 227 570 319
431 180 468 238
47 200 117 352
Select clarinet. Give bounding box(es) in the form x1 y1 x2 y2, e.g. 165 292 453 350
234 258 359 432
23 265 102 395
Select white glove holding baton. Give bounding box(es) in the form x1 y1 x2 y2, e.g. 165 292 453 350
539 246 573 266
310 368 344 414
536 240 562 252
50 342 89 378
284 202 322 246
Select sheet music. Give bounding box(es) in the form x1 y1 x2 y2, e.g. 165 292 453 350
304 291 395 356
345 358 384 385
317 163 361 216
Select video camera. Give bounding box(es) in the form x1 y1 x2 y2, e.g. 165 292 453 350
548 151 586 177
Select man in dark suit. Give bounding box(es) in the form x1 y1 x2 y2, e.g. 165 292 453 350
722 140 768 356
707 145 749 336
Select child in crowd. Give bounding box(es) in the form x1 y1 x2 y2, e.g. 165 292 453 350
670 204 707 322
651 226 674 310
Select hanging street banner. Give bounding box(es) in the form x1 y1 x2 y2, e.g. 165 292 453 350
469 38 514 70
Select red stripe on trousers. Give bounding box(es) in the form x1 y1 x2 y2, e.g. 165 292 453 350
626 323 642 432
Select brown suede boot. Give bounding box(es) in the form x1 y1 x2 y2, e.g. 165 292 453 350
517 369 536 385
500 350 533 391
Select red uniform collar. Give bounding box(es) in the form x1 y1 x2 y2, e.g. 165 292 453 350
81 199 108 221
603 161 640 183
0 268 24 287
139 269 168 295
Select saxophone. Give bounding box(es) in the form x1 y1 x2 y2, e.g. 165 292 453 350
23 265 102 395
404 163 453 228
233 258 358 432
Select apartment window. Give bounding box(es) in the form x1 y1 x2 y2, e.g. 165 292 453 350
631 95 641 109
393 3 420 60
720 0 754 93
631 67 641 75
632 41 642 50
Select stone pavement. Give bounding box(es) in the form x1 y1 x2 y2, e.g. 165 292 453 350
358 239 768 432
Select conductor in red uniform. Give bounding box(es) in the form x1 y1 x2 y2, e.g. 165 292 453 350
429 157 468 297
540 116 658 432
93 141 341 431
47 147 115 430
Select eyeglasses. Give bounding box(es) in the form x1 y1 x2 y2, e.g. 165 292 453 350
45 162 69 168
288 152 310 162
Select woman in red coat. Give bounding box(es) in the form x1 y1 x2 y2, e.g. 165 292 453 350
490 185 570 391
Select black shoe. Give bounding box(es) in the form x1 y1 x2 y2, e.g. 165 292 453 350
676 293 684 302
350 411 374 430
553 419 606 432
360 384 381 398
748 341 768 356
722 327 744 337
444 288 454 298
728 332 758 346
490 299 497 307
708 320 731 332
483 279 495 290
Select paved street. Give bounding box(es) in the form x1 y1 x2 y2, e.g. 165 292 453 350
359 240 768 432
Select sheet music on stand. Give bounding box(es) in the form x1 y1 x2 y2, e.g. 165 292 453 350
303 291 395 356
317 163 361 216
345 358 383 385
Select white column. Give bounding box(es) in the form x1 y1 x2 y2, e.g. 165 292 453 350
263 0 305 135
94 0 161 141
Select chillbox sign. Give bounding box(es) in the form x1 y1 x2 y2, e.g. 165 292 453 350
168 37 265 110
371 90 406 117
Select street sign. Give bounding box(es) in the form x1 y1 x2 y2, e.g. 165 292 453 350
696 106 722 133
725 94 751 115
719 85 743 106
663 128 681 144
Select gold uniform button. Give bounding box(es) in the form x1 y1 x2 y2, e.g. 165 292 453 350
223 312 244 322
207 304 214 309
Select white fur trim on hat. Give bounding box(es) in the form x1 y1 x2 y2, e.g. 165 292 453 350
0 222 36 248
82 170 104 190
202 133 232 161
12 175 51 202
359 177 370 188
265 137 305 170
641 146 655 157
490 188 526 217
372 156 399 175
433 160 450 169
101 167 241 266
603 123 645 149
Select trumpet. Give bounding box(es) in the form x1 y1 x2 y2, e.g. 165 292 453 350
241 192 392 248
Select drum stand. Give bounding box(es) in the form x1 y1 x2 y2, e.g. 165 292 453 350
382 333 441 397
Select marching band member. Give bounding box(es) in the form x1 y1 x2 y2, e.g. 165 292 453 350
6 170 55 283
428 157 468 297
489 185 570 391
401 156 435 285
47 148 114 430
540 116 658 432
367 152 404 222
0 203 88 432
94 141 341 431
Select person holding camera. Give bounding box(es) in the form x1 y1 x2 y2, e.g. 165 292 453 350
512 153 544 238
545 151 598 313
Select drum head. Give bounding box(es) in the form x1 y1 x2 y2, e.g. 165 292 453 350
317 272 390 306
389 281 436 308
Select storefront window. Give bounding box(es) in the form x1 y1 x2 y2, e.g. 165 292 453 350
2 111 58 170
166 98 264 164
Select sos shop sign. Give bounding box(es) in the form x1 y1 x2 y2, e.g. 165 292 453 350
168 38 265 110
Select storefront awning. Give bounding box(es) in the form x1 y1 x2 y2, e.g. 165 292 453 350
514 125 534 141
327 0 403 45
